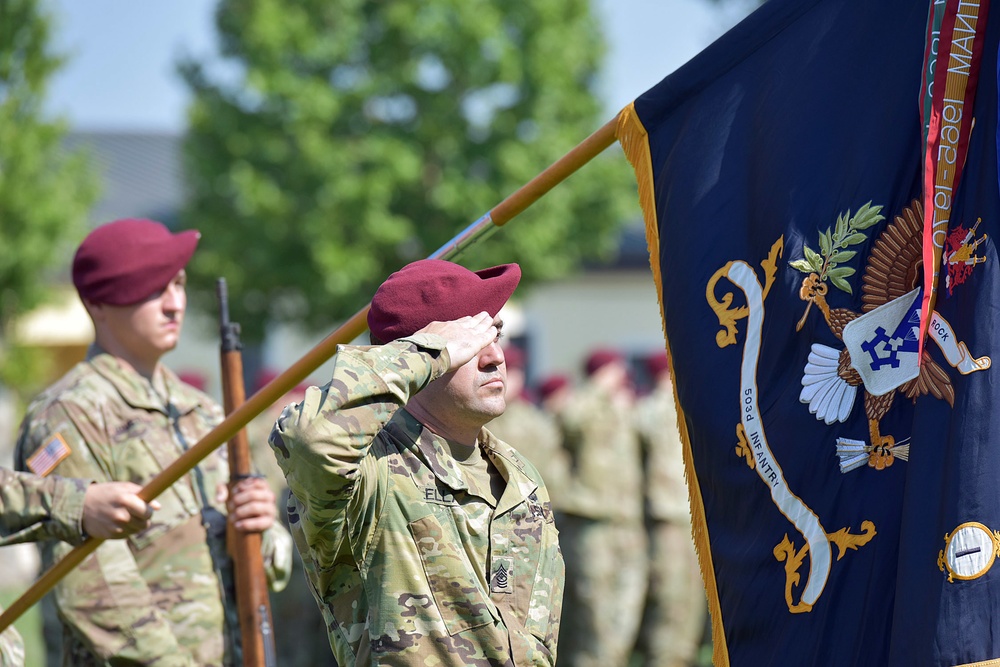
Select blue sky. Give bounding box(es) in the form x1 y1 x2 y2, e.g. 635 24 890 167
43 0 754 132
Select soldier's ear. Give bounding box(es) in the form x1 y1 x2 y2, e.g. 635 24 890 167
83 299 104 322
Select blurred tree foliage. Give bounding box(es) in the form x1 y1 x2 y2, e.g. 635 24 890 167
0 0 98 396
180 0 637 343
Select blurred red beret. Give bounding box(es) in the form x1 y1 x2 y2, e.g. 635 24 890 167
503 345 526 371
254 368 281 392
539 374 570 401
73 218 200 306
177 371 207 392
645 350 671 379
584 348 624 377
368 259 521 342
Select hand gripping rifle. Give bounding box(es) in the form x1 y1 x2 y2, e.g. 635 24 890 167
218 278 278 667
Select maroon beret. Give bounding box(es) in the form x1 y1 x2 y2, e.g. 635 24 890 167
584 348 624 377
73 218 200 306
503 345 526 371
368 259 521 342
254 368 281 392
645 351 671 379
177 371 207 392
538 374 570 401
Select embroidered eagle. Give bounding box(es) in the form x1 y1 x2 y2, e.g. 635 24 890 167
793 200 954 471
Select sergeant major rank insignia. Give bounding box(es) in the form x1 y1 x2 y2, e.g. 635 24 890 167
491 557 514 594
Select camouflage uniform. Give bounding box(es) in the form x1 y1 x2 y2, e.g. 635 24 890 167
634 382 705 667
0 470 89 547
0 605 24 667
270 334 565 667
556 381 648 667
487 398 569 507
0 470 92 667
245 401 292 499
15 348 293 667
246 401 337 667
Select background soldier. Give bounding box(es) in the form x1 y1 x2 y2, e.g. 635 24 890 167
15 218 292 666
557 348 647 667
270 259 564 666
487 345 569 501
634 351 706 667
538 374 573 424
0 470 157 666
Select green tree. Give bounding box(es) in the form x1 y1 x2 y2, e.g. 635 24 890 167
0 0 98 395
181 0 636 343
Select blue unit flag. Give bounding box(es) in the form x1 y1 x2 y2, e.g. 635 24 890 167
616 0 998 664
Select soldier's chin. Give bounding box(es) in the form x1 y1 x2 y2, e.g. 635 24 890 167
488 398 507 419
158 334 181 353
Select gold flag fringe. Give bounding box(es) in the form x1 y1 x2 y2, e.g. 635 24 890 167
955 659 1000 667
615 104 664 311
616 103 729 667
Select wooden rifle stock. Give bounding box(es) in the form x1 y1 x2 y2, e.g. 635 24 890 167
218 278 278 667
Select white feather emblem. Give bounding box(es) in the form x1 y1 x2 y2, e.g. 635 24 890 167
800 343 856 424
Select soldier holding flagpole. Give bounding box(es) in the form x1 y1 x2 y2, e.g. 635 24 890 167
14 218 292 666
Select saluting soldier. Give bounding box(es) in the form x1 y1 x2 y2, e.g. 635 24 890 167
270 259 565 666
15 219 292 666
0 470 158 667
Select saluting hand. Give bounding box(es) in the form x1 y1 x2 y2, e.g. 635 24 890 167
218 477 277 533
82 481 160 539
417 312 499 372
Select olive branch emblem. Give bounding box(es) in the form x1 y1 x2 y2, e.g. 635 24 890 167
789 202 885 294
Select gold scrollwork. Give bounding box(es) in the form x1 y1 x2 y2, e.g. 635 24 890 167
828 521 877 560
773 535 812 614
760 236 784 301
707 261 747 348
706 237 784 348
773 521 876 614
735 423 755 470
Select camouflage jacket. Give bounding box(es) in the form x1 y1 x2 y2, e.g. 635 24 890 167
0 469 89 546
0 608 23 667
559 381 644 522
0 470 92 667
271 335 565 667
487 399 569 509
15 348 292 667
634 383 692 524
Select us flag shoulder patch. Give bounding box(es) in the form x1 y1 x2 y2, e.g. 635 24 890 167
26 433 72 476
